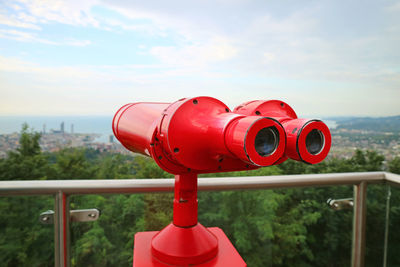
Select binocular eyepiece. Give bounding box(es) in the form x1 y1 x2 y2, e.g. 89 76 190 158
113 96 331 174
234 99 331 165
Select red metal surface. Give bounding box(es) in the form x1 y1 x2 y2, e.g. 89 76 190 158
234 100 331 164
173 174 198 227
283 118 331 164
225 116 286 166
133 227 246 267
151 223 219 265
113 96 331 266
113 96 287 174
234 99 297 121
112 102 169 156
150 174 219 265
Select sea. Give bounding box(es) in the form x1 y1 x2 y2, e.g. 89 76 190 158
0 116 337 143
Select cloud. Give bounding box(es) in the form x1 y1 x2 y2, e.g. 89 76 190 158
1 53 399 117
64 39 92 47
0 0 399 116
385 1 400 12
0 0 170 45
0 13 41 30
1 0 173 36
0 28 56 44
0 28 91 46
150 37 238 67
11 0 100 27
0 55 95 78
0 1 99 46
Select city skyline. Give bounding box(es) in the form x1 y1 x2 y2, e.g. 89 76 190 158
1 0 399 117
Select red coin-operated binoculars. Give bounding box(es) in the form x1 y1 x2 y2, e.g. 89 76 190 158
113 96 331 266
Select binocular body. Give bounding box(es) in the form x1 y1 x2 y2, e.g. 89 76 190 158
113 96 331 175
115 96 332 266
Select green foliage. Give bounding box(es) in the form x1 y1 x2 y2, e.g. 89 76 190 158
53 148 95 179
0 196 54 267
70 194 145 266
132 156 173 179
351 150 385 171
17 123 42 157
389 157 400 174
95 154 136 179
131 156 173 231
0 124 51 180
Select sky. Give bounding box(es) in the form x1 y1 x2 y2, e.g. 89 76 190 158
0 0 399 117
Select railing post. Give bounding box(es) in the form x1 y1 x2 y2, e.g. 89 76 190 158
383 184 391 267
351 182 367 267
54 191 70 267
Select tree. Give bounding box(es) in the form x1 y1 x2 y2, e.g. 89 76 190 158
0 124 51 180
52 148 95 180
17 123 41 157
132 156 174 231
0 124 54 266
389 157 400 174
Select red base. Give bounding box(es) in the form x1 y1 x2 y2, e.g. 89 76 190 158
133 227 246 267
151 223 218 265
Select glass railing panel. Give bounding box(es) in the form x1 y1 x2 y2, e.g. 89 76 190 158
364 184 388 266
3 177 396 266
384 185 400 267
198 185 354 266
69 193 173 266
0 196 54 266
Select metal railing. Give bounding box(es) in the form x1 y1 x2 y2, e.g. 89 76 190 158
1 171 400 267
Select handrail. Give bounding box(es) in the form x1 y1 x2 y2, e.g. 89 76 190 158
1 171 399 267
383 172 400 186
0 171 390 196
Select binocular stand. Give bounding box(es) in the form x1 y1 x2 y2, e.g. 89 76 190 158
133 173 246 266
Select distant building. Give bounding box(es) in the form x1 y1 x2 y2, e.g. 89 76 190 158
43 124 46 134
109 135 114 143
51 129 63 134
61 122 64 134
71 124 74 134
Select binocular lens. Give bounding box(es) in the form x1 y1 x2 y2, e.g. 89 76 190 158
255 127 279 157
305 129 324 155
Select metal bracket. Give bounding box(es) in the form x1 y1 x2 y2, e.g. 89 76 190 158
327 198 353 210
40 209 100 224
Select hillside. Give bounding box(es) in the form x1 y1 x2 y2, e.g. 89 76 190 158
335 115 400 132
